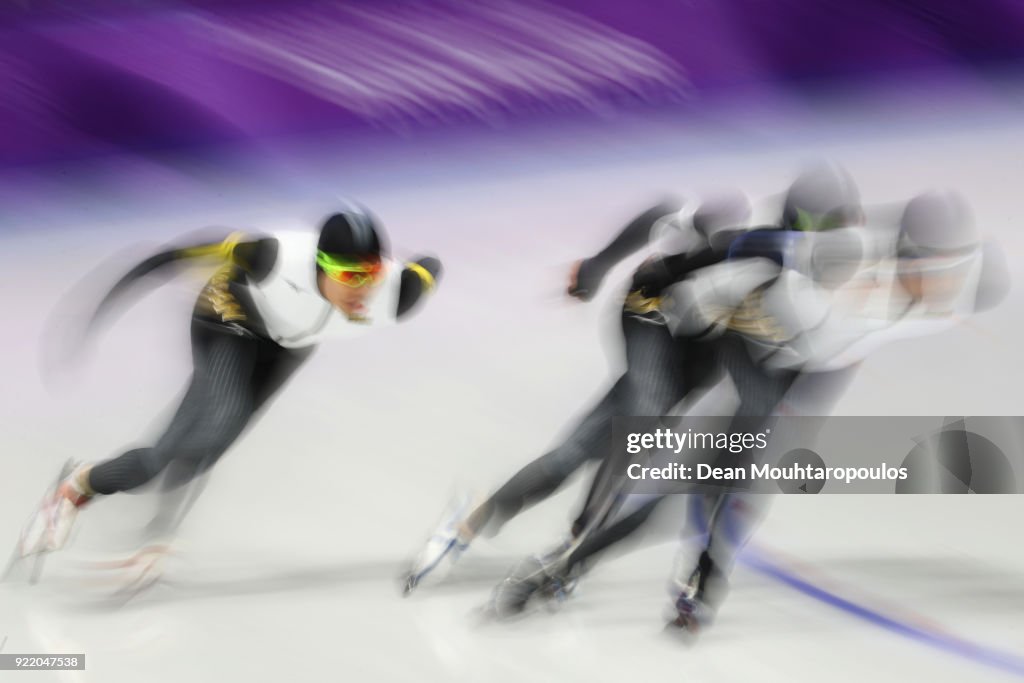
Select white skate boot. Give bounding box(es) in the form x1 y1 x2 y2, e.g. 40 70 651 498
488 536 582 619
5 461 92 582
401 493 476 595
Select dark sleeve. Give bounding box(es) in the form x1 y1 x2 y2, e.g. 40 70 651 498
629 228 750 297
629 247 723 298
396 256 443 320
590 199 685 268
88 232 272 332
231 237 279 283
569 199 684 300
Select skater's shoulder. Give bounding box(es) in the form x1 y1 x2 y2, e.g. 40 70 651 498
232 236 279 282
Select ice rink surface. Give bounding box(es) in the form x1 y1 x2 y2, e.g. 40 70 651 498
2 111 1024 682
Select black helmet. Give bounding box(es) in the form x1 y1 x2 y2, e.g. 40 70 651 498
317 205 387 259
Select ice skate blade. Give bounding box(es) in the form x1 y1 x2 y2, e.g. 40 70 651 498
399 572 419 597
663 616 702 646
4 459 78 585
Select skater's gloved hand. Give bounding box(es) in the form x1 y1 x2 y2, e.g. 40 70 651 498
630 257 673 298
568 258 606 301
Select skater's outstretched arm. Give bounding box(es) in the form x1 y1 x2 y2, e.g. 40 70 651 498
570 193 752 301
87 231 276 333
585 199 684 264
569 199 686 301
628 227 752 299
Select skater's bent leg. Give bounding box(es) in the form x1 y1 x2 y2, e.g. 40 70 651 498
466 376 627 537
85 377 205 496
697 492 771 609
571 314 691 533
250 344 316 414
620 314 691 417
565 495 665 573
86 448 165 495
147 338 313 539
87 325 262 496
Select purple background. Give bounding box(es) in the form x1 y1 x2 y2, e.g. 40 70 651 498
3 0 1024 168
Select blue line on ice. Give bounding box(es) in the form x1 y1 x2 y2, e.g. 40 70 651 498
691 496 1024 678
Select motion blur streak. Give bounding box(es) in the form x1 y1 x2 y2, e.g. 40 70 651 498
192 1 688 127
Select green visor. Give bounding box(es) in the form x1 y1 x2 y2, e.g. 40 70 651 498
316 250 383 287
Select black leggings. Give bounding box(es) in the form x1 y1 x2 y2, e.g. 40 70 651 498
468 310 720 537
563 336 861 578
88 320 313 496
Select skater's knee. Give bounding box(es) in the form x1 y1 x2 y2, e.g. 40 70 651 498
166 415 246 468
146 435 229 493
138 447 174 480
159 458 206 491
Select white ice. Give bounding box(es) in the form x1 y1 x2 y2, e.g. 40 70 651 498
1 107 1023 682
